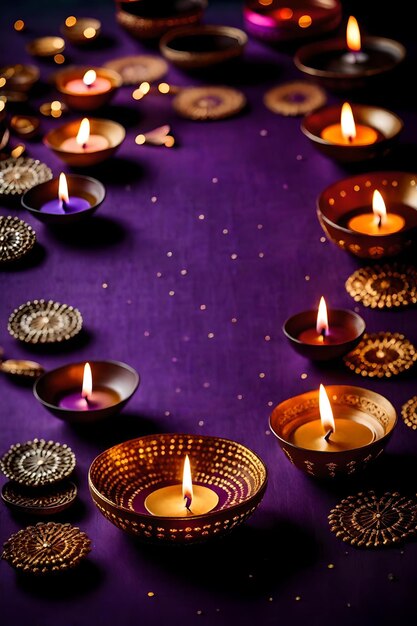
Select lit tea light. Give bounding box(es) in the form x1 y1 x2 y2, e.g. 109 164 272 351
39 173 90 215
290 384 375 451
59 362 120 411
145 454 219 517
348 189 405 235
321 102 378 146
60 118 109 153
64 69 112 95
344 16 368 64
297 297 359 346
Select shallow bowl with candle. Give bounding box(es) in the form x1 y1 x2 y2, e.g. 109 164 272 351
270 385 396 479
160 25 247 70
61 17 102 45
55 67 122 111
21 174 105 225
44 118 125 167
116 0 206 40
317 172 417 259
283 308 365 361
302 103 403 162
88 433 267 544
34 360 139 423
243 0 342 44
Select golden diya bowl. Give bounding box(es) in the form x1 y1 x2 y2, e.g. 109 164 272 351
61 17 102 45
0 64 40 92
26 36 66 58
270 385 397 479
317 172 417 259
54 67 122 111
302 104 403 163
88 433 267 544
116 0 206 40
160 25 247 70
43 118 125 167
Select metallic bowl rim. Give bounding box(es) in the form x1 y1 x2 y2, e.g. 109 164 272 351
282 308 366 346
43 118 126 154
88 433 268 521
21 173 106 215
160 24 248 60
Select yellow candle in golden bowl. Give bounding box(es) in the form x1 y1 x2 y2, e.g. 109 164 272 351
291 418 374 452
321 102 378 146
348 189 405 235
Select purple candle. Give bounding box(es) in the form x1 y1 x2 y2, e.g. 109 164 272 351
40 172 91 215
58 362 120 411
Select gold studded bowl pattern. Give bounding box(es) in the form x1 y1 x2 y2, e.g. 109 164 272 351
1 481 77 515
329 491 417 548
345 264 417 309
0 216 36 263
0 439 76 487
89 434 267 544
0 157 52 196
401 396 417 430
2 522 91 574
344 332 417 378
8 299 83 344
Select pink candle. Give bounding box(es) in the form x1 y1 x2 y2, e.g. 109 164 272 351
60 117 109 153
65 69 112 95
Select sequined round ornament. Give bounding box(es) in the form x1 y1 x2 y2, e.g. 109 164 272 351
0 359 44 378
8 299 83 344
0 439 76 487
344 332 417 378
173 86 246 120
1 481 77 515
345 264 417 309
2 522 91 574
104 55 168 85
329 491 417 548
0 157 52 196
0 216 36 263
401 396 417 430
264 81 326 117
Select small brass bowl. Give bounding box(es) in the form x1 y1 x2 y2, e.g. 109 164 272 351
0 64 40 92
270 385 397 479
317 172 417 259
22 174 105 225
34 360 140 423
294 36 406 91
55 66 122 111
160 25 247 70
43 118 125 167
89 433 267 544
26 36 66 58
283 309 365 361
61 17 101 45
116 0 206 40
301 104 403 162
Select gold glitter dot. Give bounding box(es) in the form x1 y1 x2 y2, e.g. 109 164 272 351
222 228 229 235
327 563 335 569
164 136 175 148
411 179 416 187
268 597 273 602
298 14 312 28
260 129 268 136
198 420 204 426
54 54 65 65
180 269 187 276
329 198 335 205
140 82 151 95
295 596 301 602
259 252 264 258
127 300 132 305
200 304 206 311
208 332 214 339
132 89 144 100
354 185 360 191
198 214 205 220
158 82 170 94
147 592 155 597
265 429 271 435
169 290 175 296
151 196 157 203
301 373 308 379
197 611 202 615
212 177 218 183
167 251 173 257
305 275 310 281
156 272 162 278
296 154 303 161
65 16 77 27
257 224 263 229
265 335 271 341
14 19 25 31
144 331 150 337
164 411 170 417
51 100 62 112
102 283 108 289
365 180 372 187
267 401 273 407
259 372 266 378
340 190 346 197
135 134 146 145
237 394 243 400
0 78 6 88
320 236 326 243
83 27 96 39
203 382 210 388
231 253 238 260
231 317 237 323
175 387 181 393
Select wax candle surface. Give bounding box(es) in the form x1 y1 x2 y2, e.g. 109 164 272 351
144 483 219 517
321 123 378 146
298 326 353 346
348 212 405 235
41 196 90 214
65 77 112 95
59 387 120 410
291 418 374 451
60 135 109 153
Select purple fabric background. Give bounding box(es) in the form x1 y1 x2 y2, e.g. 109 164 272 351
1 1 417 624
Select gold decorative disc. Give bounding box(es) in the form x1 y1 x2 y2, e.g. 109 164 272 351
0 359 44 378
0 216 36 263
345 264 417 309
104 55 168 85
344 332 417 378
8 299 83 344
173 86 246 121
329 491 417 548
0 439 76 487
0 157 52 196
401 396 417 430
2 481 77 515
264 81 326 117
2 522 91 574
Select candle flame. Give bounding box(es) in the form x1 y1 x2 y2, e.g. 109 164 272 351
346 15 361 52
341 102 356 142
319 384 335 435
76 118 90 148
316 296 329 337
182 455 193 507
372 190 387 227
82 362 93 399
58 172 69 204
83 69 97 87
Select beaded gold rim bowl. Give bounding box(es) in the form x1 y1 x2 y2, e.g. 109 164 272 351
344 332 417 378
2 522 91 574
89 433 268 544
0 157 53 197
0 216 36 263
104 55 168 85
1 481 77 516
0 439 76 487
8 299 83 344
173 86 246 121
345 264 417 309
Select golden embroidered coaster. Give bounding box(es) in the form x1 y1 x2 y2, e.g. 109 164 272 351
401 396 417 430
8 299 83 344
329 491 417 548
1 481 77 515
344 332 417 378
0 359 44 378
173 86 246 120
345 264 417 309
104 55 168 85
0 157 52 196
2 522 91 574
264 81 326 116
0 216 36 263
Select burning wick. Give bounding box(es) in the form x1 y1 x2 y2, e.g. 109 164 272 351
76 117 90 151
83 69 96 90
316 296 329 344
58 172 69 211
345 16 368 64
319 384 335 443
182 455 193 513
324 429 333 442
373 189 386 230
81 362 93 407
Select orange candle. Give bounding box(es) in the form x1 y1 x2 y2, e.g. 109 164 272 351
64 69 111 95
60 117 109 153
321 102 378 146
348 190 405 235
